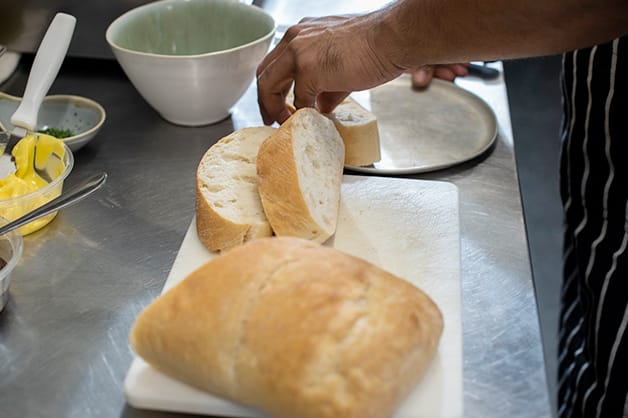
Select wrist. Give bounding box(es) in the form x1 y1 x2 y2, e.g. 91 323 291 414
368 1 426 70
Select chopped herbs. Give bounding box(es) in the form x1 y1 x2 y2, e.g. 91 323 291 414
38 128 74 138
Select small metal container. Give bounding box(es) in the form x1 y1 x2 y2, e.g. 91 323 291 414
0 217 23 312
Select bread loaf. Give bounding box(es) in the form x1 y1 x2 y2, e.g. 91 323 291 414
130 236 443 418
286 91 381 166
257 108 345 243
196 127 275 252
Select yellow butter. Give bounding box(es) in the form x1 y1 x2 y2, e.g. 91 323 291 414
0 134 67 235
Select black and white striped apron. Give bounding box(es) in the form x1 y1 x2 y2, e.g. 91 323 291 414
558 36 628 418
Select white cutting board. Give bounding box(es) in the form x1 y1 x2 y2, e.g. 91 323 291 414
125 175 463 417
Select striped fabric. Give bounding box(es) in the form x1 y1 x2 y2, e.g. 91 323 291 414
558 36 628 418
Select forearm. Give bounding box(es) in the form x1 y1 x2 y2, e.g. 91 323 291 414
373 0 628 69
255 0 628 123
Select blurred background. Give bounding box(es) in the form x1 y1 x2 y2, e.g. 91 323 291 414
0 0 150 59
0 0 387 59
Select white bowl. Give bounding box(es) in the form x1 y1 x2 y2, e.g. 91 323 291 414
0 92 106 152
105 0 275 126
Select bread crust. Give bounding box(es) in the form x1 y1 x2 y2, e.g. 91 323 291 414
329 97 381 166
195 127 275 252
195 180 271 252
130 237 443 418
286 94 381 166
130 237 307 399
257 108 343 243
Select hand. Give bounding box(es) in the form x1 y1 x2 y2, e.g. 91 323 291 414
409 64 469 89
256 13 404 125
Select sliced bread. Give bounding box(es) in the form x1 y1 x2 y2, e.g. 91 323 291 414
328 96 381 166
196 127 275 252
286 91 381 166
257 108 345 243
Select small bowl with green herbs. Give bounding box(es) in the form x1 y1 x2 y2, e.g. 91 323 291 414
0 93 106 151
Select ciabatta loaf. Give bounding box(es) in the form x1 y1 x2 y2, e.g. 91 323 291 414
286 91 381 166
130 237 443 418
257 108 344 243
196 127 275 252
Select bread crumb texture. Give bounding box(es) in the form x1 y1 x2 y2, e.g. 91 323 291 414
196 127 275 252
257 109 345 244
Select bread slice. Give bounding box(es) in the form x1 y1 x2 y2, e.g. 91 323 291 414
328 97 381 166
130 236 444 418
257 108 345 243
286 91 381 166
196 127 275 252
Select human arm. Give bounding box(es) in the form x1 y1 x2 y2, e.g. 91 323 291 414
257 0 628 124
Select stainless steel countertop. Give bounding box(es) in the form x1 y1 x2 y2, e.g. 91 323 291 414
0 3 551 417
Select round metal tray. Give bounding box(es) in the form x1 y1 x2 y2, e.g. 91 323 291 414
345 75 498 175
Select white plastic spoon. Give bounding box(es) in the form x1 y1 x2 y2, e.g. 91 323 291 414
0 13 76 177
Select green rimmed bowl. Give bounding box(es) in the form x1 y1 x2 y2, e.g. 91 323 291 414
106 0 275 126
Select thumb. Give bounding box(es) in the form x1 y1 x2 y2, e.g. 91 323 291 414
411 66 434 89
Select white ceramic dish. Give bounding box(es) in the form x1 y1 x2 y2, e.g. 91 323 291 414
0 92 106 152
105 0 275 126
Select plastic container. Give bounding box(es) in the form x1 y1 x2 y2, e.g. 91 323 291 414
0 140 74 235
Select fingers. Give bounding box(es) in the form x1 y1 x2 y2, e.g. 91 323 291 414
317 91 350 114
432 63 469 81
257 56 296 125
433 66 457 82
411 66 434 88
257 91 292 125
292 76 317 111
259 16 347 80
257 24 301 79
449 63 469 77
257 22 318 124
410 63 470 90
258 24 328 124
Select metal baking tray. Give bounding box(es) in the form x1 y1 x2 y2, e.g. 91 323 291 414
346 75 498 175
